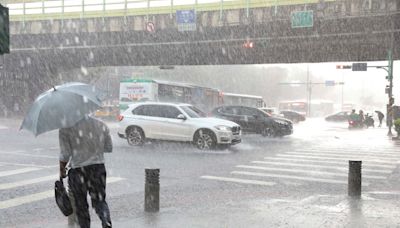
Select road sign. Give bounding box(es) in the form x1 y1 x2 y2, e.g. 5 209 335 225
146 22 155 32
352 63 367 71
176 10 196 32
291 11 313 28
325 80 335 86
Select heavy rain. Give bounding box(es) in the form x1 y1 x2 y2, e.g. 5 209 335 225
1 0 400 227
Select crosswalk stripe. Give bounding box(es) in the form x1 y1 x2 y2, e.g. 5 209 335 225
236 165 386 180
0 175 58 190
295 148 400 157
231 171 370 186
252 161 392 174
263 157 395 169
296 149 400 156
0 167 42 177
0 151 58 159
0 177 125 210
0 162 57 168
200 176 275 186
277 154 398 165
285 152 398 162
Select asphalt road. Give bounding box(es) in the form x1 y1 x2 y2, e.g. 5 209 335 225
1 118 400 227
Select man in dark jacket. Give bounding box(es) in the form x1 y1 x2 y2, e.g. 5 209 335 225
375 110 384 127
59 116 113 228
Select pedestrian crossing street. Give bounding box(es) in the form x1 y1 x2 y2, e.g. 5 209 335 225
0 154 125 210
201 145 400 187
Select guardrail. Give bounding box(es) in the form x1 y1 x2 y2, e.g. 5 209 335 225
6 0 336 21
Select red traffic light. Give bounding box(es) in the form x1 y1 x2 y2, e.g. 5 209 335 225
243 41 254 48
336 65 352 69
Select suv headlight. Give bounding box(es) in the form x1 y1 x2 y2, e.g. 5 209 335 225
214 125 231 131
274 119 288 125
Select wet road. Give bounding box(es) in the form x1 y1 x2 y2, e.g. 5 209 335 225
0 118 400 227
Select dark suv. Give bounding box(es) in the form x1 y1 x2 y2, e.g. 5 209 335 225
211 106 293 137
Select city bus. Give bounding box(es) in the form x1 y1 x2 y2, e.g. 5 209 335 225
119 79 220 112
220 92 266 108
278 100 334 117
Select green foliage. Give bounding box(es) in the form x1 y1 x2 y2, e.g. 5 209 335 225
394 118 400 127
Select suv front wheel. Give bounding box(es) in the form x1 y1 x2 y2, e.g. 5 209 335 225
126 126 145 146
261 126 276 138
194 129 217 150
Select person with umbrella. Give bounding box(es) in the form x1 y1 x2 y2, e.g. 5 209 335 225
375 110 385 127
21 82 113 228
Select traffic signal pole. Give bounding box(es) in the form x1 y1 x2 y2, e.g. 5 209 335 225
387 50 394 136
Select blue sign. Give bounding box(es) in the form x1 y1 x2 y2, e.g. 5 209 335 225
325 80 335 86
176 10 196 31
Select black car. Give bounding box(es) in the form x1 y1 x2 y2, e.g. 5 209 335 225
211 106 293 137
279 110 306 123
325 111 349 122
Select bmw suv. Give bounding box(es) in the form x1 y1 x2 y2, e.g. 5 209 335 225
118 102 241 150
211 105 293 137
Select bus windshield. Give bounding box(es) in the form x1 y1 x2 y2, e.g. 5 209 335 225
180 105 206 118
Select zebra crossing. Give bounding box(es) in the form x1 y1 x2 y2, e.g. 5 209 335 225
0 161 125 210
201 145 400 187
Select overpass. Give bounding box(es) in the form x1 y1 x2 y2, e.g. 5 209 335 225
1 0 400 112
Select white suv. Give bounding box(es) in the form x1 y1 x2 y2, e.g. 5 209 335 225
117 102 241 150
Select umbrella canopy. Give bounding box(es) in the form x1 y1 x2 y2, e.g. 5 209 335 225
20 82 103 136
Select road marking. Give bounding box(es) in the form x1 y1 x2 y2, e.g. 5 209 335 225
231 171 370 186
236 165 386 180
0 175 58 190
300 148 400 155
0 151 57 159
286 152 397 163
263 157 395 169
0 125 8 130
200 175 276 186
0 177 125 210
277 154 398 165
294 149 400 157
0 167 42 177
0 162 57 168
252 161 392 174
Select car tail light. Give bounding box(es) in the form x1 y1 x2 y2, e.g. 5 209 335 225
117 115 124 121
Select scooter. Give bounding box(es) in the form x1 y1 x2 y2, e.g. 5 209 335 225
348 120 364 130
364 114 375 128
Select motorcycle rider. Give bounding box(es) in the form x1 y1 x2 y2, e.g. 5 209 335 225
359 110 365 125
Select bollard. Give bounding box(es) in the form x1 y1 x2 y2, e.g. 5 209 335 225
348 160 362 198
145 168 160 212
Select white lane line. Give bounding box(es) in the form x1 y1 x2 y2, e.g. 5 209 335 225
277 154 398 165
0 162 57 168
236 165 386 180
231 171 370 186
299 148 400 155
252 161 392 174
0 167 42 177
0 175 58 190
200 175 276 186
0 177 125 210
286 152 398 163
293 149 400 157
0 151 57 159
263 157 396 169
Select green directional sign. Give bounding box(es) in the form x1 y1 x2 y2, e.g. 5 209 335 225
291 10 313 28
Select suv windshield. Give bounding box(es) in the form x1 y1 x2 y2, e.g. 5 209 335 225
180 105 206 118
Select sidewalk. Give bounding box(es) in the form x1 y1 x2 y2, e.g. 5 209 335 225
45 192 400 228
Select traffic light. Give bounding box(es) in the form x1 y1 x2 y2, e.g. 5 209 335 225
336 65 351 69
242 41 254 49
0 5 9 54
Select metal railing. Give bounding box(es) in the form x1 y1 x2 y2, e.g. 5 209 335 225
6 0 327 21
